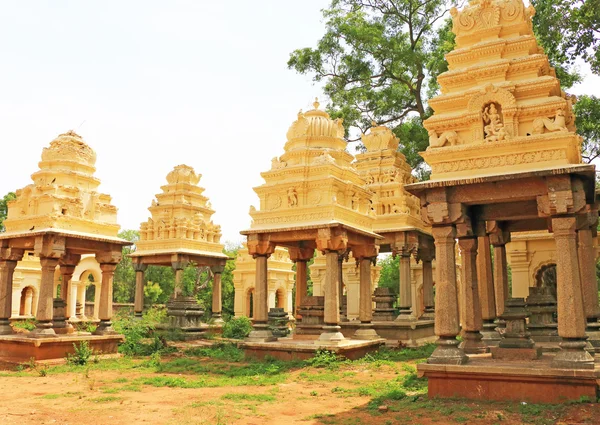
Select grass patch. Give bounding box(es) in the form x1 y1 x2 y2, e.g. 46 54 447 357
184 342 245 362
90 396 122 403
221 393 276 403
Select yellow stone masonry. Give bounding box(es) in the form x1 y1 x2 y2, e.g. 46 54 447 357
248 99 375 234
4 131 120 237
136 164 224 256
355 124 427 233
422 0 581 180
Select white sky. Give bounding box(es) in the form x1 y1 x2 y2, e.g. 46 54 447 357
1 1 598 245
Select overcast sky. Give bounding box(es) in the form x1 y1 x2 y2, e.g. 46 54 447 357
1 1 598 245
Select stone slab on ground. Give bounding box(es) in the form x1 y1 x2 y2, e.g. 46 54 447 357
0 334 123 363
419 354 600 404
491 346 542 360
238 337 385 361
339 319 435 347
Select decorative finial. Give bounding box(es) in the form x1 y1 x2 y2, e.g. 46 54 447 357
313 97 320 110
371 120 378 127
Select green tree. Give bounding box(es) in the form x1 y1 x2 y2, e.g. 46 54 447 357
0 192 16 232
377 254 399 299
113 229 139 303
288 0 454 178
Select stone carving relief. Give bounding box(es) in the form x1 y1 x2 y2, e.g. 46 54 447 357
428 130 460 148
450 0 530 36
361 123 400 152
267 194 282 211
313 153 336 165
483 102 508 142
532 108 568 135
271 157 287 170
287 187 298 208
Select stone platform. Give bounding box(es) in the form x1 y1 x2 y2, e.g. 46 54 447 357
155 323 223 341
339 319 435 347
419 354 600 404
238 336 385 361
0 334 124 364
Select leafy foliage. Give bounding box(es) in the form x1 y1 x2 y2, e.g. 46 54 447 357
0 192 16 232
66 341 95 366
113 307 167 356
221 316 253 339
574 95 600 163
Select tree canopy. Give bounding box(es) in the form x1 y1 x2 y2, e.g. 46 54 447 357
0 192 16 232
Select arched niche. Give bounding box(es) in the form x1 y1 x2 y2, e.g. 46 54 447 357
19 286 37 317
467 85 518 141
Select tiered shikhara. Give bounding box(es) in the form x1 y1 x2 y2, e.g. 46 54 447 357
137 164 224 256
422 0 581 180
4 131 120 237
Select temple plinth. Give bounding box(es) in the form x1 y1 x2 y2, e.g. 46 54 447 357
405 0 599 403
241 100 383 347
0 131 131 361
130 165 229 333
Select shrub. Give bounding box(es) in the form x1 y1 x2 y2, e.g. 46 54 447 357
222 317 253 339
305 349 345 369
113 307 166 356
66 341 94 366
12 319 36 331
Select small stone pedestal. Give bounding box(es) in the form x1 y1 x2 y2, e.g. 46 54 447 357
52 298 71 334
491 298 541 360
428 336 468 365
268 308 289 337
166 296 204 332
526 287 559 343
481 319 501 347
315 325 346 346
585 319 600 353
352 323 380 340
296 296 325 335
552 338 595 369
372 288 396 321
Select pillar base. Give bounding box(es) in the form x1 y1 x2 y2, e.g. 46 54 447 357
211 313 225 325
246 323 277 342
428 336 468 365
551 338 595 370
315 325 345 346
94 320 117 336
585 321 600 349
352 324 380 341
0 320 13 335
134 312 143 321
29 322 57 338
422 307 435 320
481 320 501 347
460 330 488 354
394 313 415 322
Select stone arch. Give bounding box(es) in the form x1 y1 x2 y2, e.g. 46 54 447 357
19 286 36 317
533 261 557 298
467 85 518 141
245 287 255 318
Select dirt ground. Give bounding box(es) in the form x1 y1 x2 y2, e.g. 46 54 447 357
0 346 598 425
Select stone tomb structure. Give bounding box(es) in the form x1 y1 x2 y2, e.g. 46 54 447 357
0 131 131 362
353 124 436 345
233 244 295 319
240 100 385 358
404 0 600 403
130 165 229 334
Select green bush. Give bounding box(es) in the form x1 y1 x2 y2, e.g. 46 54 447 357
222 317 253 339
305 349 345 369
66 341 94 366
113 307 167 356
12 319 36 331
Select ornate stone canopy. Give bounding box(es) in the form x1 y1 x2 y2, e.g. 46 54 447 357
4 131 120 238
422 0 581 180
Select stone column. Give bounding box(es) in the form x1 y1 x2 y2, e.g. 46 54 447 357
246 254 276 342
422 258 434 319
577 225 600 348
396 249 413 320
32 257 59 337
76 283 86 319
55 263 77 333
477 234 500 346
0 254 21 334
94 263 117 335
338 252 348 322
211 265 225 324
428 226 467 364
133 262 147 319
458 237 487 354
353 251 379 340
551 216 594 369
173 269 184 299
492 244 509 319
295 260 308 319
317 250 345 344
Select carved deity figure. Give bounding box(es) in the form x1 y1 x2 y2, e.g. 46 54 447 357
532 108 568 135
482 103 507 142
351 192 360 211
428 129 460 148
287 188 298 208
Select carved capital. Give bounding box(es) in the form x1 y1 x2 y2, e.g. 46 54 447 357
247 234 276 257
315 227 348 253
96 248 122 265
59 253 81 267
34 234 66 259
99 263 117 274
551 216 577 238
39 257 59 270
211 265 225 275
0 247 24 262
171 254 190 271
351 244 379 260
287 247 315 262
487 221 510 246
457 236 478 253
416 247 435 263
132 261 148 273
431 225 456 245
537 176 586 217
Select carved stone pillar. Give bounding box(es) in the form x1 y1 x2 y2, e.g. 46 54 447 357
133 262 147 319
95 263 118 335
55 261 77 333
295 260 308 319
211 265 225 324
428 226 468 364
352 244 379 340
396 249 413 320
315 250 345 344
246 254 276 342
577 225 600 349
477 234 500 346
32 257 60 337
0 249 23 334
458 237 487 354
422 257 435 319
171 258 189 299
551 216 594 369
